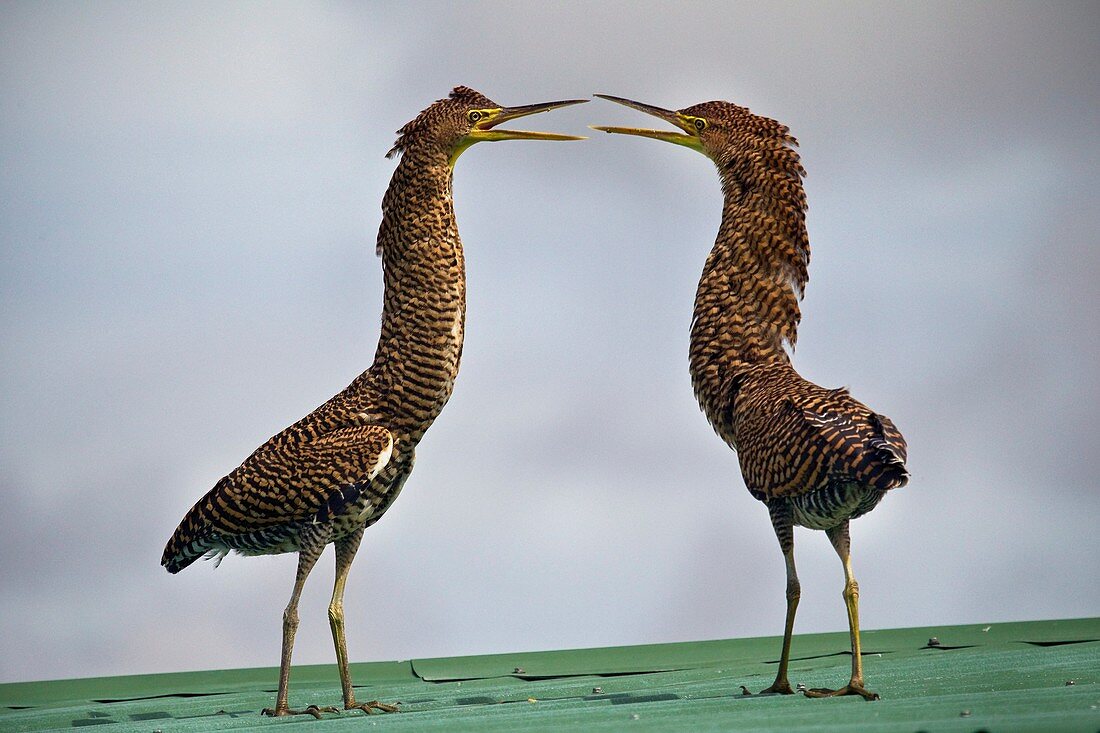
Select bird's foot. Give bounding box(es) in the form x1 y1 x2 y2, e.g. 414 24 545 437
346 699 400 714
803 683 879 701
758 679 796 695
261 704 340 718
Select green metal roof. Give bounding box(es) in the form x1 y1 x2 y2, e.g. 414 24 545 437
2 618 1097 732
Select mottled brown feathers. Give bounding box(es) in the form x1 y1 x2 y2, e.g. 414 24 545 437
164 88 477 574
687 101 810 425
161 424 393 573
731 364 908 503
683 99 907 527
387 86 497 159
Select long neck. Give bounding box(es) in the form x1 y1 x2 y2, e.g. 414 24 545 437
690 150 809 417
367 148 466 443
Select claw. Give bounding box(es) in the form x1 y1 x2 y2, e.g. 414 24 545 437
261 704 340 718
803 684 879 701
347 700 400 714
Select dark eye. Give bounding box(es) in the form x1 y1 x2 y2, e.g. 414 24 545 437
693 118 706 131
468 110 482 123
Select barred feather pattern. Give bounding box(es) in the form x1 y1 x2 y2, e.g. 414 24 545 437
731 364 908 530
162 91 478 574
688 101 809 436
683 101 908 530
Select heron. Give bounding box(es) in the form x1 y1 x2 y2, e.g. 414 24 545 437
594 94 908 701
162 86 586 717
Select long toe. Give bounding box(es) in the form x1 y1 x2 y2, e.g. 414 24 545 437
348 700 400 714
804 684 879 701
262 704 341 718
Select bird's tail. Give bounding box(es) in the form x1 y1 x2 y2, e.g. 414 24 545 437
866 412 909 490
161 483 222 573
161 525 215 574
795 398 909 493
161 542 211 574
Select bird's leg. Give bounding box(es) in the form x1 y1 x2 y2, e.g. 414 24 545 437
329 528 398 714
262 542 338 718
804 521 879 701
760 502 799 695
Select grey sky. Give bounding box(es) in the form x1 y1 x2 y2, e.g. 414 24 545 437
1 1 1097 683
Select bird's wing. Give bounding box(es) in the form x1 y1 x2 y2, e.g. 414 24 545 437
800 404 908 491
210 423 394 533
736 395 829 499
737 390 907 499
165 423 393 557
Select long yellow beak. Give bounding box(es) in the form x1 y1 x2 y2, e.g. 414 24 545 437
590 94 703 151
452 98 587 165
468 99 589 143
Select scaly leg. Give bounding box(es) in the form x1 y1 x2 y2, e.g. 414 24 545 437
262 539 338 718
329 528 398 714
760 501 799 695
805 521 879 701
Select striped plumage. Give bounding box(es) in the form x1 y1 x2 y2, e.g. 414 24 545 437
162 87 584 717
595 96 908 700
163 421 395 567
733 365 908 523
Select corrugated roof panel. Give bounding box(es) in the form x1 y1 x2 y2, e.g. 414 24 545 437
2 618 1097 732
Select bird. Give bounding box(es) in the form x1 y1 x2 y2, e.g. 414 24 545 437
593 95 908 701
161 86 586 718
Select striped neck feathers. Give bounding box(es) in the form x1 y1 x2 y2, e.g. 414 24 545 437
692 140 810 372
369 148 467 434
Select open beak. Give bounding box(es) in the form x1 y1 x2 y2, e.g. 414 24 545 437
468 99 589 143
590 94 703 151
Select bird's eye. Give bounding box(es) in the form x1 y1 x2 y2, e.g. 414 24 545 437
693 118 707 131
468 110 483 123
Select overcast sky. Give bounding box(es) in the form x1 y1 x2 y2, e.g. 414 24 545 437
1 1 1097 684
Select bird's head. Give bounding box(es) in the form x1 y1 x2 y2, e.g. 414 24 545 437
591 94 800 172
387 86 587 165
